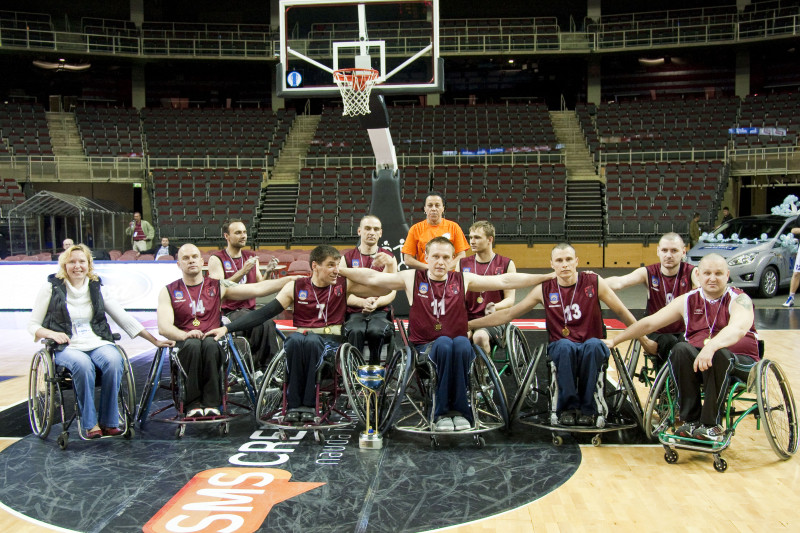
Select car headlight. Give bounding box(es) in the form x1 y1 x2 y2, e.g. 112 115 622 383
727 253 757 266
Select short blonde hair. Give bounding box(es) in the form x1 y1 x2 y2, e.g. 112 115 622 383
56 244 99 282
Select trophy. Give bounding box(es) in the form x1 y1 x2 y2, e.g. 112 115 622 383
356 365 385 450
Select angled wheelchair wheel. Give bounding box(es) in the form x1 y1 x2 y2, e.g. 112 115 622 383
256 349 287 423
137 347 166 427
756 359 799 460
509 344 546 422
339 344 368 425
116 346 137 436
620 339 642 380
28 348 56 439
472 346 509 429
643 363 677 441
378 348 411 433
608 347 644 430
505 324 532 386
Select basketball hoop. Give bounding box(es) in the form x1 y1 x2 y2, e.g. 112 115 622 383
333 68 380 117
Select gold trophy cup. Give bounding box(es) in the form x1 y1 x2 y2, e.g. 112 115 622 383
356 365 385 449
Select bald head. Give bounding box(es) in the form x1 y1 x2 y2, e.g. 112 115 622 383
697 253 729 298
176 244 204 278
698 253 727 270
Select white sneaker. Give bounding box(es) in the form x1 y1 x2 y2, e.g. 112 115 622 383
783 295 795 307
204 407 221 417
452 415 471 431
434 417 454 432
186 408 204 418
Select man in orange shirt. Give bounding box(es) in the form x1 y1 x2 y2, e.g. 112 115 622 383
402 192 469 271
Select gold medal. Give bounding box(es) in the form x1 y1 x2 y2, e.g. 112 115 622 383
562 327 570 337
704 337 710 346
476 295 484 304
192 318 200 327
323 326 331 334
434 322 442 331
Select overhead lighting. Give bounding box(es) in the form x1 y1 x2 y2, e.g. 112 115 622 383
508 59 514 64
638 57 665 65
33 59 91 72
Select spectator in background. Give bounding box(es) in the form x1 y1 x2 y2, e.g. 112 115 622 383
125 212 154 252
62 238 74 251
721 207 734 225
689 212 701 248
138 237 178 261
402 192 469 271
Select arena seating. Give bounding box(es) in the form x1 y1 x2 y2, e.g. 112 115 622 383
76 107 144 157
0 177 26 216
0 103 53 156
733 92 800 150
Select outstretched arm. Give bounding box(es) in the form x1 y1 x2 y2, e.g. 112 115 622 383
469 285 543 330
464 271 555 293
603 267 647 292
222 275 303 301
339 266 408 295
598 276 658 354
205 284 294 340
604 294 686 350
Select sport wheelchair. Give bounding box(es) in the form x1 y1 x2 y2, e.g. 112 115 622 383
137 334 258 438
27 335 136 450
509 340 645 446
254 333 365 444
376 319 509 448
643 345 798 472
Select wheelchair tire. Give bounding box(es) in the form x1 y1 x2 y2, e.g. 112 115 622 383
608 347 644 430
137 347 166 427
116 346 137 434
28 349 56 439
509 344 546 422
621 339 642 381
378 348 411 433
755 359 799 460
643 363 677 441
339 344 368 425
505 324 532 386
472 345 510 429
255 349 287 424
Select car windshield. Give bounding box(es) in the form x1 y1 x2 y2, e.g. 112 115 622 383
710 217 788 240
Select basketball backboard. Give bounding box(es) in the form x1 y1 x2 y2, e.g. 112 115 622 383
277 0 442 98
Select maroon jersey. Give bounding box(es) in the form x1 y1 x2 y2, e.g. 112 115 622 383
211 249 258 312
167 277 222 333
344 247 393 314
293 275 347 328
543 273 603 343
459 253 512 320
409 270 468 344
682 287 759 361
645 262 695 334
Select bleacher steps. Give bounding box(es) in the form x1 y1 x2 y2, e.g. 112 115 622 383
269 115 321 184
46 112 87 158
565 180 604 242
550 110 598 181
255 183 299 245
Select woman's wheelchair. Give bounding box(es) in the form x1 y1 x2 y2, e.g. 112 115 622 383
27 335 136 450
643 345 798 472
254 334 365 444
375 319 509 448
137 334 258 438
509 339 645 446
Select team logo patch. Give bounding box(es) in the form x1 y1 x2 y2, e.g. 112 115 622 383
651 276 660 288
549 292 560 304
462 267 471 273
494 267 504 275
419 282 429 295
298 290 308 300
352 259 361 268
448 283 459 296
207 287 216 297
223 260 232 270
334 285 343 297
584 286 594 299
173 290 184 300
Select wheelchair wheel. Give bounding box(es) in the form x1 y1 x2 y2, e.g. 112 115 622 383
116 346 137 437
620 339 641 381
339 344 368 425
378 348 411 433
509 344 546 422
755 359 799 460
255 349 287 423
472 346 509 429
643 363 677 441
608 347 644 430
28 348 56 439
137 347 166 427
505 324 532 386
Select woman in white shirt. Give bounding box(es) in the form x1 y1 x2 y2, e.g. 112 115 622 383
28 244 173 439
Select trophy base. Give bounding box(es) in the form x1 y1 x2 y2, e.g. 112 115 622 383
359 432 383 450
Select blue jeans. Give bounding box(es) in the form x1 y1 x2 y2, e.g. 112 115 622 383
419 336 475 422
285 332 340 410
54 344 123 429
548 338 609 415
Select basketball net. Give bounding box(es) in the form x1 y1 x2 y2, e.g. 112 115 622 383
333 68 379 117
